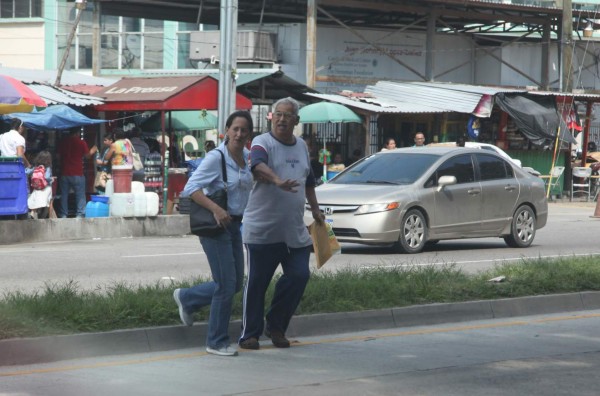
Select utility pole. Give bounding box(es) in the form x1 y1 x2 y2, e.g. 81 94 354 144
559 0 573 92
218 0 238 136
306 0 316 88
55 0 87 86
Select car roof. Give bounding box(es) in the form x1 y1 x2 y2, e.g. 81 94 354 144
378 146 485 156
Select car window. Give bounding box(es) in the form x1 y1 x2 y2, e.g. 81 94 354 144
428 154 475 186
329 152 440 185
476 153 511 181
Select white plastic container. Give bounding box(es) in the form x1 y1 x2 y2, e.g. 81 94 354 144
110 193 135 217
131 181 145 194
145 192 159 217
105 179 114 199
133 192 147 217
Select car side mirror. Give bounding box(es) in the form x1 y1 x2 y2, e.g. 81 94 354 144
436 175 457 192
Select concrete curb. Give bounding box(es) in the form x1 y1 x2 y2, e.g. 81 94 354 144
0 215 190 245
2 291 600 366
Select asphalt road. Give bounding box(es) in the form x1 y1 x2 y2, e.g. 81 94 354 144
1 202 599 294
2 309 600 395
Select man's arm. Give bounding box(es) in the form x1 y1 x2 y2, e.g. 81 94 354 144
252 162 300 192
305 185 324 224
84 144 98 159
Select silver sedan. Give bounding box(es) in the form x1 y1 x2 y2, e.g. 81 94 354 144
306 147 548 253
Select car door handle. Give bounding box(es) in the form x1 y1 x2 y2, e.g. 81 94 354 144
504 185 517 191
467 189 481 195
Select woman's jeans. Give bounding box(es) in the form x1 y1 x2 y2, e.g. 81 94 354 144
177 220 244 349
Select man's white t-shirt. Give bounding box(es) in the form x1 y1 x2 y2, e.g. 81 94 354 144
0 130 25 157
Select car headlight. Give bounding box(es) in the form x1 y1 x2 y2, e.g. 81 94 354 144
355 202 399 215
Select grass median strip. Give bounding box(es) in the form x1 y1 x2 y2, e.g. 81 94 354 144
1 256 600 340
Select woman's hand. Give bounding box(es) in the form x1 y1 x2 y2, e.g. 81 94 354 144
213 206 232 227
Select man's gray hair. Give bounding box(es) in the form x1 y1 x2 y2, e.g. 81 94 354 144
273 97 299 115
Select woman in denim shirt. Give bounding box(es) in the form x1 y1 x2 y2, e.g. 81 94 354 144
173 111 253 357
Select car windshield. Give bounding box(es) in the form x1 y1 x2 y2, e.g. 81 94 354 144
329 152 439 185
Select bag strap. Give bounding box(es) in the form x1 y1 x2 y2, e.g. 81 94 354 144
126 139 137 153
215 149 227 188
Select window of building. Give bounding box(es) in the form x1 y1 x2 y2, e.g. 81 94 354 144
0 0 42 18
56 5 165 71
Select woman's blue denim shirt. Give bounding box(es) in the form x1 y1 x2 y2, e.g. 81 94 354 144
181 143 252 216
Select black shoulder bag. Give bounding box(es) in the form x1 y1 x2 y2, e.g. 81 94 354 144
189 150 228 237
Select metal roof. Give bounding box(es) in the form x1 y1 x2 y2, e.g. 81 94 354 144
305 93 410 113
366 81 526 113
0 67 117 87
307 81 534 114
27 84 104 107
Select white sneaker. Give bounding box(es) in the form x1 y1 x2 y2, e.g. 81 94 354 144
173 289 193 326
206 345 238 356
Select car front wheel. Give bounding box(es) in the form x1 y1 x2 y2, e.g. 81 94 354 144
504 205 536 248
395 209 427 254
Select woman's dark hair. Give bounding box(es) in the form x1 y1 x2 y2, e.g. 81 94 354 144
383 137 395 147
34 150 52 168
225 111 253 132
113 127 127 140
10 118 22 130
104 133 115 143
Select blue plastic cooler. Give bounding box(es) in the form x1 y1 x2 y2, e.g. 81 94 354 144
0 157 28 216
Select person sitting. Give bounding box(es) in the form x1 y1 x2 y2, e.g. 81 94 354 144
328 153 346 172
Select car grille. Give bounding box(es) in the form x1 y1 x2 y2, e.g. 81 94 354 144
333 228 360 238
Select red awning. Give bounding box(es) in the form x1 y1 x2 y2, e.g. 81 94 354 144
93 75 252 112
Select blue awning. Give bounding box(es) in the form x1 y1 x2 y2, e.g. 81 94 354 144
2 105 106 131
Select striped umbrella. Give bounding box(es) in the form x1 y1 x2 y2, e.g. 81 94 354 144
0 75 47 114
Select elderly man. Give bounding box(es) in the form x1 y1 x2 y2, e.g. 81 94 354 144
239 97 324 350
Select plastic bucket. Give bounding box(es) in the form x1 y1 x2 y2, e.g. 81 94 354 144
326 171 340 181
112 165 133 193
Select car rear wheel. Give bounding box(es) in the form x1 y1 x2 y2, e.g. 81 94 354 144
504 205 536 248
395 209 427 254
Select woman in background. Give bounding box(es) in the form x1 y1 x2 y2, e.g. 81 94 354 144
103 128 132 167
95 133 114 193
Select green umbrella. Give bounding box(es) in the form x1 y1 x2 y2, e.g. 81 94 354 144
143 109 218 131
298 101 361 124
299 102 362 182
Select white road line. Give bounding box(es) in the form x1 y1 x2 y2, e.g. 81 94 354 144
122 252 204 258
360 252 600 269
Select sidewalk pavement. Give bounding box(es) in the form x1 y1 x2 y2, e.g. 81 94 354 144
2 291 600 366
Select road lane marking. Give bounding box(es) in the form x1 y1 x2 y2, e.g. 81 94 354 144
122 252 204 258
3 312 600 378
361 252 600 269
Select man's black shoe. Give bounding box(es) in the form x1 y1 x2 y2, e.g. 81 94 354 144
265 329 290 348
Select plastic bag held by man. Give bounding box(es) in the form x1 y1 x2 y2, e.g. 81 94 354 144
309 221 341 268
